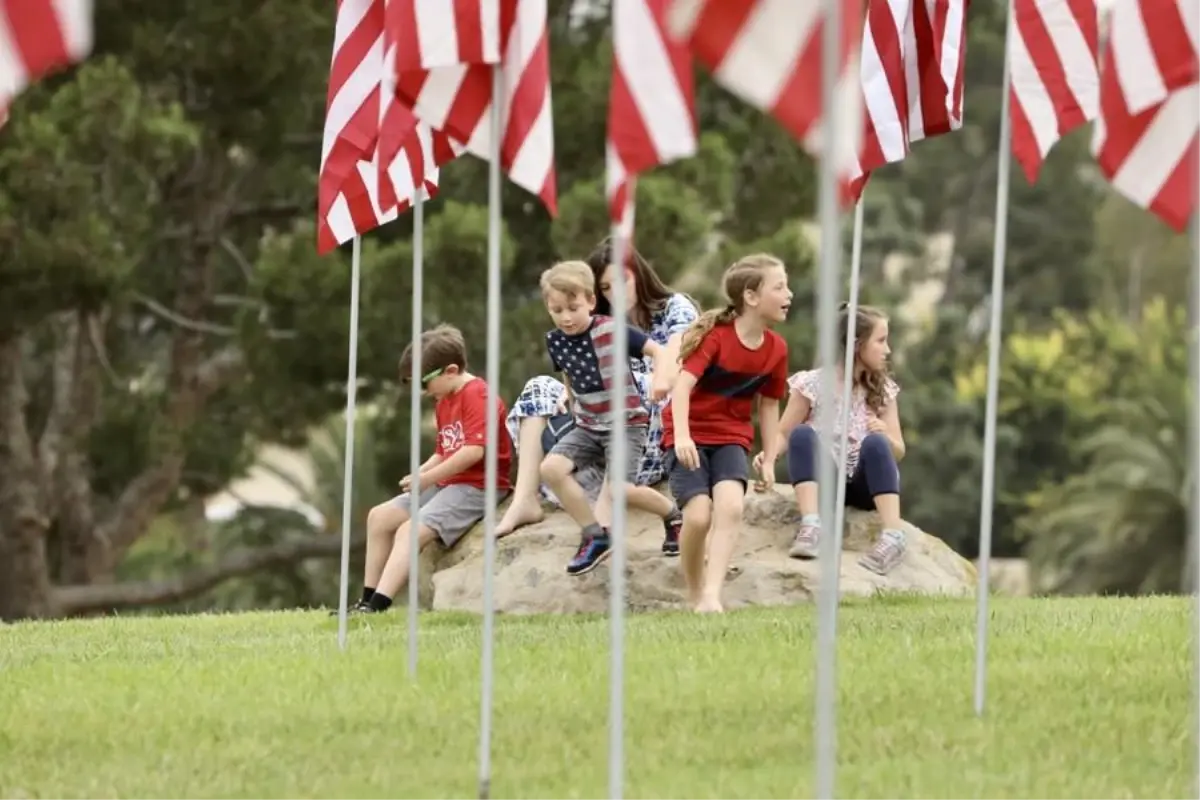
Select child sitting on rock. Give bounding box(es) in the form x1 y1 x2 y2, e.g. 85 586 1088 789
351 324 513 613
536 260 677 576
757 303 908 575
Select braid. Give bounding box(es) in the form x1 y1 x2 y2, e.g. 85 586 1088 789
679 306 737 362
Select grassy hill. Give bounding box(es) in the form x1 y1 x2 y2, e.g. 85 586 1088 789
0 596 1191 797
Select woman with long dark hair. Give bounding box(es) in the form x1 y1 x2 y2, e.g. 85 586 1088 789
498 238 699 558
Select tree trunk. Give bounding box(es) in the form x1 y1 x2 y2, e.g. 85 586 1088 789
0 335 56 620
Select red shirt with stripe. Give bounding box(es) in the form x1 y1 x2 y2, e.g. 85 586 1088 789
662 323 789 451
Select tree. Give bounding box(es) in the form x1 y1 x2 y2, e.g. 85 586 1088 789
1016 301 1192 595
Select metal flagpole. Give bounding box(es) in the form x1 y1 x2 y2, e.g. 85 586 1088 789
833 198 866 553
608 219 632 800
973 3 1015 718
477 63 504 800
1185 103 1195 800
336 235 364 651
408 196 425 677
813 0 845 791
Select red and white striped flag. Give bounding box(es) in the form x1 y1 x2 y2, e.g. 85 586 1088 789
1091 0 1197 232
666 0 865 202
848 0 968 200
377 0 462 214
1010 0 1100 184
318 0 453 254
386 0 557 214
606 0 698 242
0 0 93 124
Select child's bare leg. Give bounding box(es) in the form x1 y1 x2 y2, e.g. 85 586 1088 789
364 500 411 590
678 496 712 609
540 454 597 529
873 492 902 531
698 480 745 613
372 520 439 605
793 482 818 517
594 479 675 526
495 416 548 536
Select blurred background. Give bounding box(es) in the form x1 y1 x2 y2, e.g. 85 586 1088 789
0 0 1190 620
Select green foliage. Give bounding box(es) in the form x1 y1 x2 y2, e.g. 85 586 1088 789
1011 302 1192 595
0 57 198 332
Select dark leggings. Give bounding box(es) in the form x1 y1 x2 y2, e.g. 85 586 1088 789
786 425 900 510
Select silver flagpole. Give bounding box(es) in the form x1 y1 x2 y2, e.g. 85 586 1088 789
408 195 425 677
813 0 845 791
608 218 631 800
337 235 364 651
832 197 865 553
1189 85 1199 794
973 2 1015 718
477 63 504 800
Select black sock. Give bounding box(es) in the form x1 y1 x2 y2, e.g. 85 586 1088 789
582 522 607 541
368 592 393 612
360 587 375 604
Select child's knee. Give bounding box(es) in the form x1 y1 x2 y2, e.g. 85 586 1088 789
367 501 406 533
860 433 892 459
788 424 818 453
681 496 712 530
539 454 574 485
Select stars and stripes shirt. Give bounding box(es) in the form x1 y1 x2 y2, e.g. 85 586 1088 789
546 315 651 432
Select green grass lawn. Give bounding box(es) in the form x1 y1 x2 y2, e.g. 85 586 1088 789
0 595 1193 798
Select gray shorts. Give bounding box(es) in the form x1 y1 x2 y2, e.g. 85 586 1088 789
391 483 509 547
548 424 646 483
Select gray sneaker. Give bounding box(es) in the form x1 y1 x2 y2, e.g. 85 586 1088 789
859 529 906 575
788 521 821 559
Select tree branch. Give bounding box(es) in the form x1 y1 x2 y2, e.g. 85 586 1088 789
133 291 236 336
53 532 365 616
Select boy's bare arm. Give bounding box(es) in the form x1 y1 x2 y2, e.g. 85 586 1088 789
417 446 484 491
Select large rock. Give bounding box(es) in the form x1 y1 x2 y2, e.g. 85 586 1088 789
415 486 976 614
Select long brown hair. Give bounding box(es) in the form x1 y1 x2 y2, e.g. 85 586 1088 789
585 237 695 330
841 303 892 411
678 253 785 362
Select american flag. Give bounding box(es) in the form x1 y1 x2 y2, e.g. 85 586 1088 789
667 0 865 203
1010 0 1100 184
317 0 454 255
386 0 557 214
848 0 968 200
1091 0 1197 231
606 0 698 244
0 0 93 126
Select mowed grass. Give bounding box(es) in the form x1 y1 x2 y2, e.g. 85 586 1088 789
0 596 1193 798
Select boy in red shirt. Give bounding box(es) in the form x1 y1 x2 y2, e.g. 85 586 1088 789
353 324 513 613
662 254 792 613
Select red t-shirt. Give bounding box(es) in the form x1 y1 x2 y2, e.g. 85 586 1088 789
435 377 513 490
661 324 789 451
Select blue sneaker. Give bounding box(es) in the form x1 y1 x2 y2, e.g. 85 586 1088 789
567 532 612 575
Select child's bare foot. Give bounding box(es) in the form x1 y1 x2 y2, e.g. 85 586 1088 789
694 597 723 614
494 499 545 538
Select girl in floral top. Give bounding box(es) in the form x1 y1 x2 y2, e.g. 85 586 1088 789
758 304 908 575
498 238 699 555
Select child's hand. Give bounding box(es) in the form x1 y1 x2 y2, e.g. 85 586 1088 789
752 452 776 492
674 437 700 471
866 416 887 434
649 372 672 403
554 394 568 415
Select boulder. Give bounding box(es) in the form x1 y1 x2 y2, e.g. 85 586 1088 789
413 485 976 614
